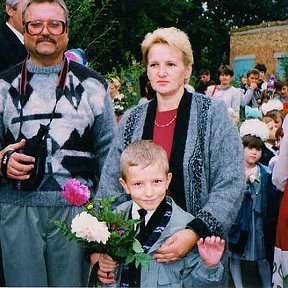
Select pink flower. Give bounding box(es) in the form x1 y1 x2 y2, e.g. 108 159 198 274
62 179 91 206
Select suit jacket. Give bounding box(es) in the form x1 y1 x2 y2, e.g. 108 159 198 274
0 24 27 73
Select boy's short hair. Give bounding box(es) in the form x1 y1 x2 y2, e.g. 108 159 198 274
120 140 169 180
246 69 259 78
217 65 234 77
242 134 264 150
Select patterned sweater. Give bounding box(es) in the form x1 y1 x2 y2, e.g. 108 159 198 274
97 90 245 237
0 59 115 206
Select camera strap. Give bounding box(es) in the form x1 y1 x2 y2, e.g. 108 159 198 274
18 55 70 140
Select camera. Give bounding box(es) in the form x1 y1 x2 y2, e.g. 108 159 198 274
14 124 49 191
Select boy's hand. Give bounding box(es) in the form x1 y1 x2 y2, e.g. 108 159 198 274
154 229 198 262
97 254 118 284
197 236 225 268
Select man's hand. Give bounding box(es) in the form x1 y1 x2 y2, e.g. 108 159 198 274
0 139 35 179
153 229 198 263
97 254 118 285
197 236 225 268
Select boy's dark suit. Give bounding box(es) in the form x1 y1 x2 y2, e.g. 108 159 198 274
0 24 27 72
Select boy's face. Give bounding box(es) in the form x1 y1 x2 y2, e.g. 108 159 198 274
247 73 259 85
281 85 288 99
244 146 262 165
119 163 172 211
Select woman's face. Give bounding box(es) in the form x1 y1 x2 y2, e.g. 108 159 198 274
109 83 117 99
146 43 191 98
219 73 233 86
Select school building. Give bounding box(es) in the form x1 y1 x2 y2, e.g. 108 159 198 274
229 20 288 80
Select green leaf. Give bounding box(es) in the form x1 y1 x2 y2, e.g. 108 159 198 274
132 239 144 253
135 253 151 270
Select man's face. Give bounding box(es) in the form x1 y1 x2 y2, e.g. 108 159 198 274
199 74 210 84
23 2 68 66
6 0 28 33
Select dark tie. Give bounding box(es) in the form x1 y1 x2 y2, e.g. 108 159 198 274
138 208 147 231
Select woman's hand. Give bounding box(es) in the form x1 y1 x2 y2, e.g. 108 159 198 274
153 229 198 262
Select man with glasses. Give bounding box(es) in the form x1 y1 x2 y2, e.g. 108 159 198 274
0 0 28 72
0 0 115 286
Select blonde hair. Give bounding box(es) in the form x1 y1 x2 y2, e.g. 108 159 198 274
141 27 193 67
120 140 169 180
109 77 121 90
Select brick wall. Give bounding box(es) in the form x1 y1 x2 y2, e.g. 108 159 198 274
230 20 288 74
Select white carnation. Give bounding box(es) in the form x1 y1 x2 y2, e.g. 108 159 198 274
71 211 110 243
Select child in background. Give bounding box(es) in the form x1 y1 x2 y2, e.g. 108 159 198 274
240 69 262 108
229 119 272 288
261 99 284 129
92 140 225 287
260 116 279 166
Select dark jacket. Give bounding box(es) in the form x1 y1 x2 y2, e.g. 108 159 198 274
0 24 27 72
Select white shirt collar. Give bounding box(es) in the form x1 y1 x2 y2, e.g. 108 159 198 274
265 142 277 154
6 22 24 44
131 201 155 226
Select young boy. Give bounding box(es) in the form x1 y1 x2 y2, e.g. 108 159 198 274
240 69 262 108
229 119 272 288
92 140 225 287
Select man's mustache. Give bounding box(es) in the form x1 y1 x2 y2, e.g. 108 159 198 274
36 36 56 44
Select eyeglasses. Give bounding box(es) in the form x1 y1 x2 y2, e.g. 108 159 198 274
24 20 66 36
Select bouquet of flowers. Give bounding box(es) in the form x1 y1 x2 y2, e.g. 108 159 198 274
55 179 150 269
113 98 127 116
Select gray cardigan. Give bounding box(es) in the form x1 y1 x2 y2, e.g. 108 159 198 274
98 91 244 237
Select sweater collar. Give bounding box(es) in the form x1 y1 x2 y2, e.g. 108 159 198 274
27 59 63 75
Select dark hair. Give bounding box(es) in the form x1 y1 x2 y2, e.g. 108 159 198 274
242 134 264 150
217 65 234 77
246 69 259 78
199 69 210 76
255 63 267 73
138 71 156 100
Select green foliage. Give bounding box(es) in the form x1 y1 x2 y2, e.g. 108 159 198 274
280 57 288 81
66 0 119 73
55 196 150 269
105 53 145 107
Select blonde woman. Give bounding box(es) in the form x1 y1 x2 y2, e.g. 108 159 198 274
96 27 244 285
